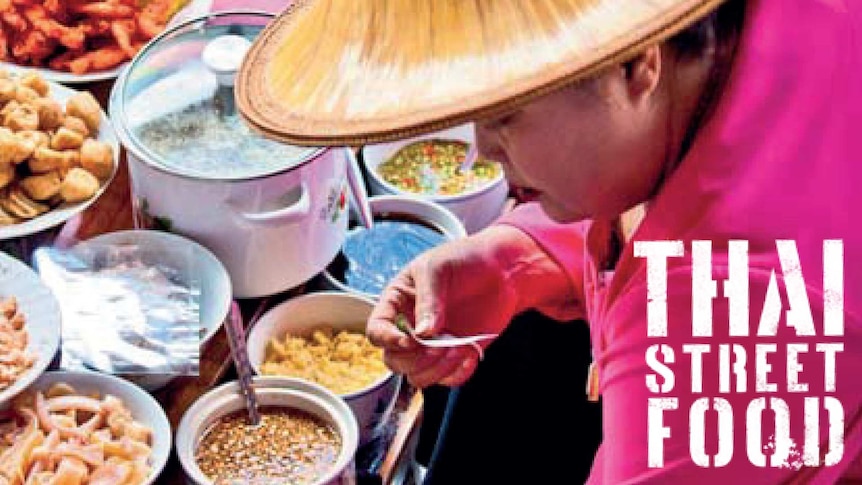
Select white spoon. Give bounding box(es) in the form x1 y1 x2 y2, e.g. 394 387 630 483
396 316 497 360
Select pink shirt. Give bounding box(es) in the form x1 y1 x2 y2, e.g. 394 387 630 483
500 0 862 483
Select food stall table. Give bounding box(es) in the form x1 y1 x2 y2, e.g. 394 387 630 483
41 79 425 485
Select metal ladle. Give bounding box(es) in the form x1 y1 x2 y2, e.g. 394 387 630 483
224 301 260 425
346 148 375 229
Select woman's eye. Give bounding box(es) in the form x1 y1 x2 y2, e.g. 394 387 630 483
498 114 516 126
485 112 517 130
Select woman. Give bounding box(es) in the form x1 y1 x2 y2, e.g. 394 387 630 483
238 0 862 482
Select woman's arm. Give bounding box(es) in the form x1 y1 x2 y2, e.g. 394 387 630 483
496 202 589 321
366 203 589 388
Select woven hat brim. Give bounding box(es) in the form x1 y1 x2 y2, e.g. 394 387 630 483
237 0 727 147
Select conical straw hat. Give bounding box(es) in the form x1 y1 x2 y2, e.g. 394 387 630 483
237 0 727 146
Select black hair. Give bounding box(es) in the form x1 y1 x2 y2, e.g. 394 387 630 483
669 0 747 159
668 0 747 60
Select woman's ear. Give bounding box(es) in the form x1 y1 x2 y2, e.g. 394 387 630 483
623 45 662 104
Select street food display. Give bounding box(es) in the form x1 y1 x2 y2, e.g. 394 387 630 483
0 9 447 484
0 382 154 484
195 407 341 484
0 71 114 226
0 0 189 75
262 327 389 395
0 297 34 392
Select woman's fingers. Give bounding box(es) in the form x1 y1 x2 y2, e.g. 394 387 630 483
381 344 480 388
439 351 479 387
367 312 413 351
413 255 448 337
406 348 468 389
367 276 417 351
384 347 445 376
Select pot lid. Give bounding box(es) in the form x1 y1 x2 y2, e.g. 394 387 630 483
116 11 321 181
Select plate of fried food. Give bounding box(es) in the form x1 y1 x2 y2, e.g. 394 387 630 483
0 251 61 406
0 370 171 484
0 70 119 240
0 0 213 84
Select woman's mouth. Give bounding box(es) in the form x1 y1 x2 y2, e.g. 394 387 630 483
513 186 542 203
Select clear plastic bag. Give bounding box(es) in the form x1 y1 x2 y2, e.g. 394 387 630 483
34 242 200 376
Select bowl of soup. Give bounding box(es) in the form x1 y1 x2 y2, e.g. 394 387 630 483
246 291 402 446
363 123 509 234
321 195 467 300
176 376 359 485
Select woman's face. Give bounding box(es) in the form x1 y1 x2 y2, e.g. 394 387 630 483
475 50 677 223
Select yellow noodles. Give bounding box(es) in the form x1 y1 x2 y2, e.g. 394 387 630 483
261 327 388 395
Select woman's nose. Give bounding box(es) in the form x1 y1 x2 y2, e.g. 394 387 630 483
474 123 506 164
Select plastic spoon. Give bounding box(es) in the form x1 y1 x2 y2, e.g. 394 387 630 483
395 315 497 360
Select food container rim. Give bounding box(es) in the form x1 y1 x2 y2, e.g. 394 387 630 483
176 383 359 485
362 144 508 203
108 9 329 182
24 370 172 485
321 196 467 299
248 290 398 399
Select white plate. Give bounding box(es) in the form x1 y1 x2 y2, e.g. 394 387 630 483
20 370 172 485
0 252 61 405
0 80 120 241
0 63 127 85
0 62 127 86
0 0 214 85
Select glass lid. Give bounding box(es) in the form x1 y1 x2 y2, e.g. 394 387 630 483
118 11 321 181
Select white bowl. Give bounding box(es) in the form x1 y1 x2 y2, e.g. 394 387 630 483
3 370 172 485
362 123 509 234
176 376 359 485
73 229 232 390
323 195 467 300
0 252 61 405
246 291 401 446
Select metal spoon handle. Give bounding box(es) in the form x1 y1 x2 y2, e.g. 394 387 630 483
345 148 375 229
225 301 261 425
459 144 479 173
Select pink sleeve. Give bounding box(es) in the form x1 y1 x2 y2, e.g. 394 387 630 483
591 267 862 484
496 202 588 320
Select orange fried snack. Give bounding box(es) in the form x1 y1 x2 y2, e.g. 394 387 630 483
0 0 189 75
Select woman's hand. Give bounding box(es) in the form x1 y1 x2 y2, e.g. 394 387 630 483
366 224 579 388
